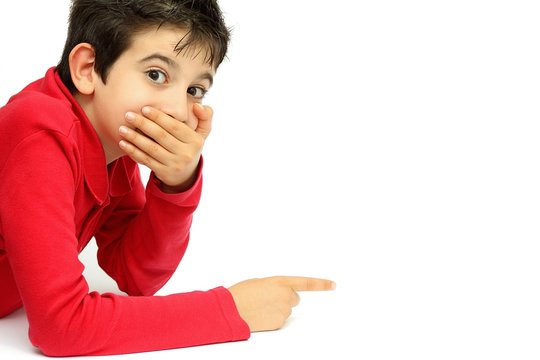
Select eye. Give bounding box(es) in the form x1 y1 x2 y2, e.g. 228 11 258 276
146 69 168 84
187 86 207 100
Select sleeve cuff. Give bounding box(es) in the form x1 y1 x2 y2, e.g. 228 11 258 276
146 158 203 206
211 286 251 341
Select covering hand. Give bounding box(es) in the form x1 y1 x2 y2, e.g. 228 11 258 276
119 103 212 192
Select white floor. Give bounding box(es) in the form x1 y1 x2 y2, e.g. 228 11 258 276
1 0 540 359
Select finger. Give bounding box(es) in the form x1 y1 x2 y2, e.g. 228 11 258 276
193 103 213 139
140 106 199 146
119 122 173 165
269 276 336 292
124 110 181 154
118 139 167 173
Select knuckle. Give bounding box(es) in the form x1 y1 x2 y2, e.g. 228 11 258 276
290 291 300 307
178 151 191 163
156 128 169 142
270 314 286 331
193 134 205 148
141 155 152 167
171 164 184 177
134 116 145 129
279 311 289 326
170 122 182 134
148 142 160 155
283 306 292 319
300 277 312 290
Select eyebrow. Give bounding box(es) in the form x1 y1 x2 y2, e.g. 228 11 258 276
198 72 214 88
139 52 214 87
140 53 179 68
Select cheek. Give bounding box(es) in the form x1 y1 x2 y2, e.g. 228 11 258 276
107 77 151 112
99 87 140 121
122 93 150 114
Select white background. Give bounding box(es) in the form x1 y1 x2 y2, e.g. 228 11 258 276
1 1 540 359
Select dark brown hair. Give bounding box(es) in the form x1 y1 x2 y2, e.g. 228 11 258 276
57 0 230 93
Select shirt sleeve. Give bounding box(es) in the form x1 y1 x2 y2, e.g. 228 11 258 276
94 158 202 296
0 133 250 356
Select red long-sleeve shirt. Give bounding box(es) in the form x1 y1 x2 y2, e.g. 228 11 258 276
0 68 250 356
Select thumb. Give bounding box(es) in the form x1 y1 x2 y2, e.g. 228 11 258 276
193 103 213 139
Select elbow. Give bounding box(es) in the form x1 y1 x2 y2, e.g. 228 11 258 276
31 333 75 357
28 297 116 356
30 325 97 357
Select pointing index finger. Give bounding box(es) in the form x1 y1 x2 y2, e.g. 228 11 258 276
270 276 336 291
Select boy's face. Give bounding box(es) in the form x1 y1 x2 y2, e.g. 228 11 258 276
88 26 215 161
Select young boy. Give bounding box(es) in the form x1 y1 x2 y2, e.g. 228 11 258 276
0 0 335 357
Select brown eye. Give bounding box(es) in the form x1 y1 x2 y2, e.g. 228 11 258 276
187 86 207 99
146 70 167 84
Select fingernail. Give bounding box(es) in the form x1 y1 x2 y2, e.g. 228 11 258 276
125 112 135 122
330 281 336 290
119 126 129 135
142 106 151 115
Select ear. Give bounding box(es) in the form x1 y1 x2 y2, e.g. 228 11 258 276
68 43 98 95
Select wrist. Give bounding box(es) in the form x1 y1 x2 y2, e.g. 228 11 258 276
159 172 197 193
158 161 201 193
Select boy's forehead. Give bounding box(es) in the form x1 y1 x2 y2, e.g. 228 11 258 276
128 26 214 69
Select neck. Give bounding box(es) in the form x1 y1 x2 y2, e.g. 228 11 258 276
74 92 121 164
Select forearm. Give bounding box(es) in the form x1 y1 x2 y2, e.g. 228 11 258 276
96 169 202 295
29 287 249 356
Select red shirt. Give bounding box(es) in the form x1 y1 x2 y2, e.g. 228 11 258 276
0 68 250 356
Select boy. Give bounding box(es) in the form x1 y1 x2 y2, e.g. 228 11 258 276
0 0 335 357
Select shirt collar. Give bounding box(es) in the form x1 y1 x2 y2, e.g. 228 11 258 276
108 157 135 197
